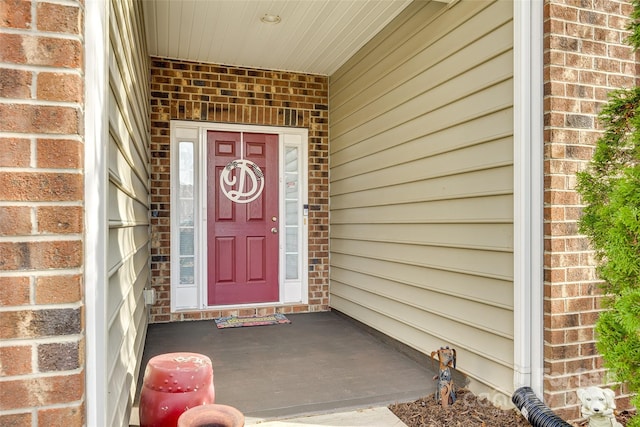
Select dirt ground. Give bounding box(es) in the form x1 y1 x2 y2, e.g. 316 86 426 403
389 389 636 427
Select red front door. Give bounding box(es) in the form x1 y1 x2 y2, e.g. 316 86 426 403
207 131 279 305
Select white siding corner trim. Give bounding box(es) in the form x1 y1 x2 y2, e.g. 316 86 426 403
513 0 544 395
84 0 109 425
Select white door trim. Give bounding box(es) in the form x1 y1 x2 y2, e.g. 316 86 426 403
170 121 309 311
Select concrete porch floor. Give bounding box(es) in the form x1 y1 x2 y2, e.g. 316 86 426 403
131 311 439 425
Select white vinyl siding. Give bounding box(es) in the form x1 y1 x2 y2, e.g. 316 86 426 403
107 0 151 425
329 0 515 395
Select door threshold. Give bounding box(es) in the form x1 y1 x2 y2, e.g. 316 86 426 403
195 301 305 312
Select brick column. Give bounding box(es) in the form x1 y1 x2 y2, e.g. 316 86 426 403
543 0 636 419
0 1 85 425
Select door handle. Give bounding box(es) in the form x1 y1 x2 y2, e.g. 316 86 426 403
271 227 278 234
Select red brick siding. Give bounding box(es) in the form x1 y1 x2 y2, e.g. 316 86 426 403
544 0 636 419
149 58 329 322
0 0 85 425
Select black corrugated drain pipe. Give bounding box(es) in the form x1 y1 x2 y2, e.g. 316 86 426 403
512 386 572 427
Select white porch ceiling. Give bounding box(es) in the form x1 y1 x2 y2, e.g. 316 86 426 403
142 0 415 76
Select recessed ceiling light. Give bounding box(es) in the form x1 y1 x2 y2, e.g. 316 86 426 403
260 13 281 24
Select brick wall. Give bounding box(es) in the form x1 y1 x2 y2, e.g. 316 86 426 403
0 1 85 426
544 0 636 418
149 58 329 323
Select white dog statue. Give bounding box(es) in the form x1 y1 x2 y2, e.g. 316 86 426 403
576 386 623 427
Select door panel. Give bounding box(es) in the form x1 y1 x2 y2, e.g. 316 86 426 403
207 131 279 305
215 237 235 283
246 237 266 281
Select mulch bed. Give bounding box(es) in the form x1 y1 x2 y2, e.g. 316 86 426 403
389 389 636 427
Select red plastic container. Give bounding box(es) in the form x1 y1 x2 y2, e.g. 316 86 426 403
139 352 215 427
